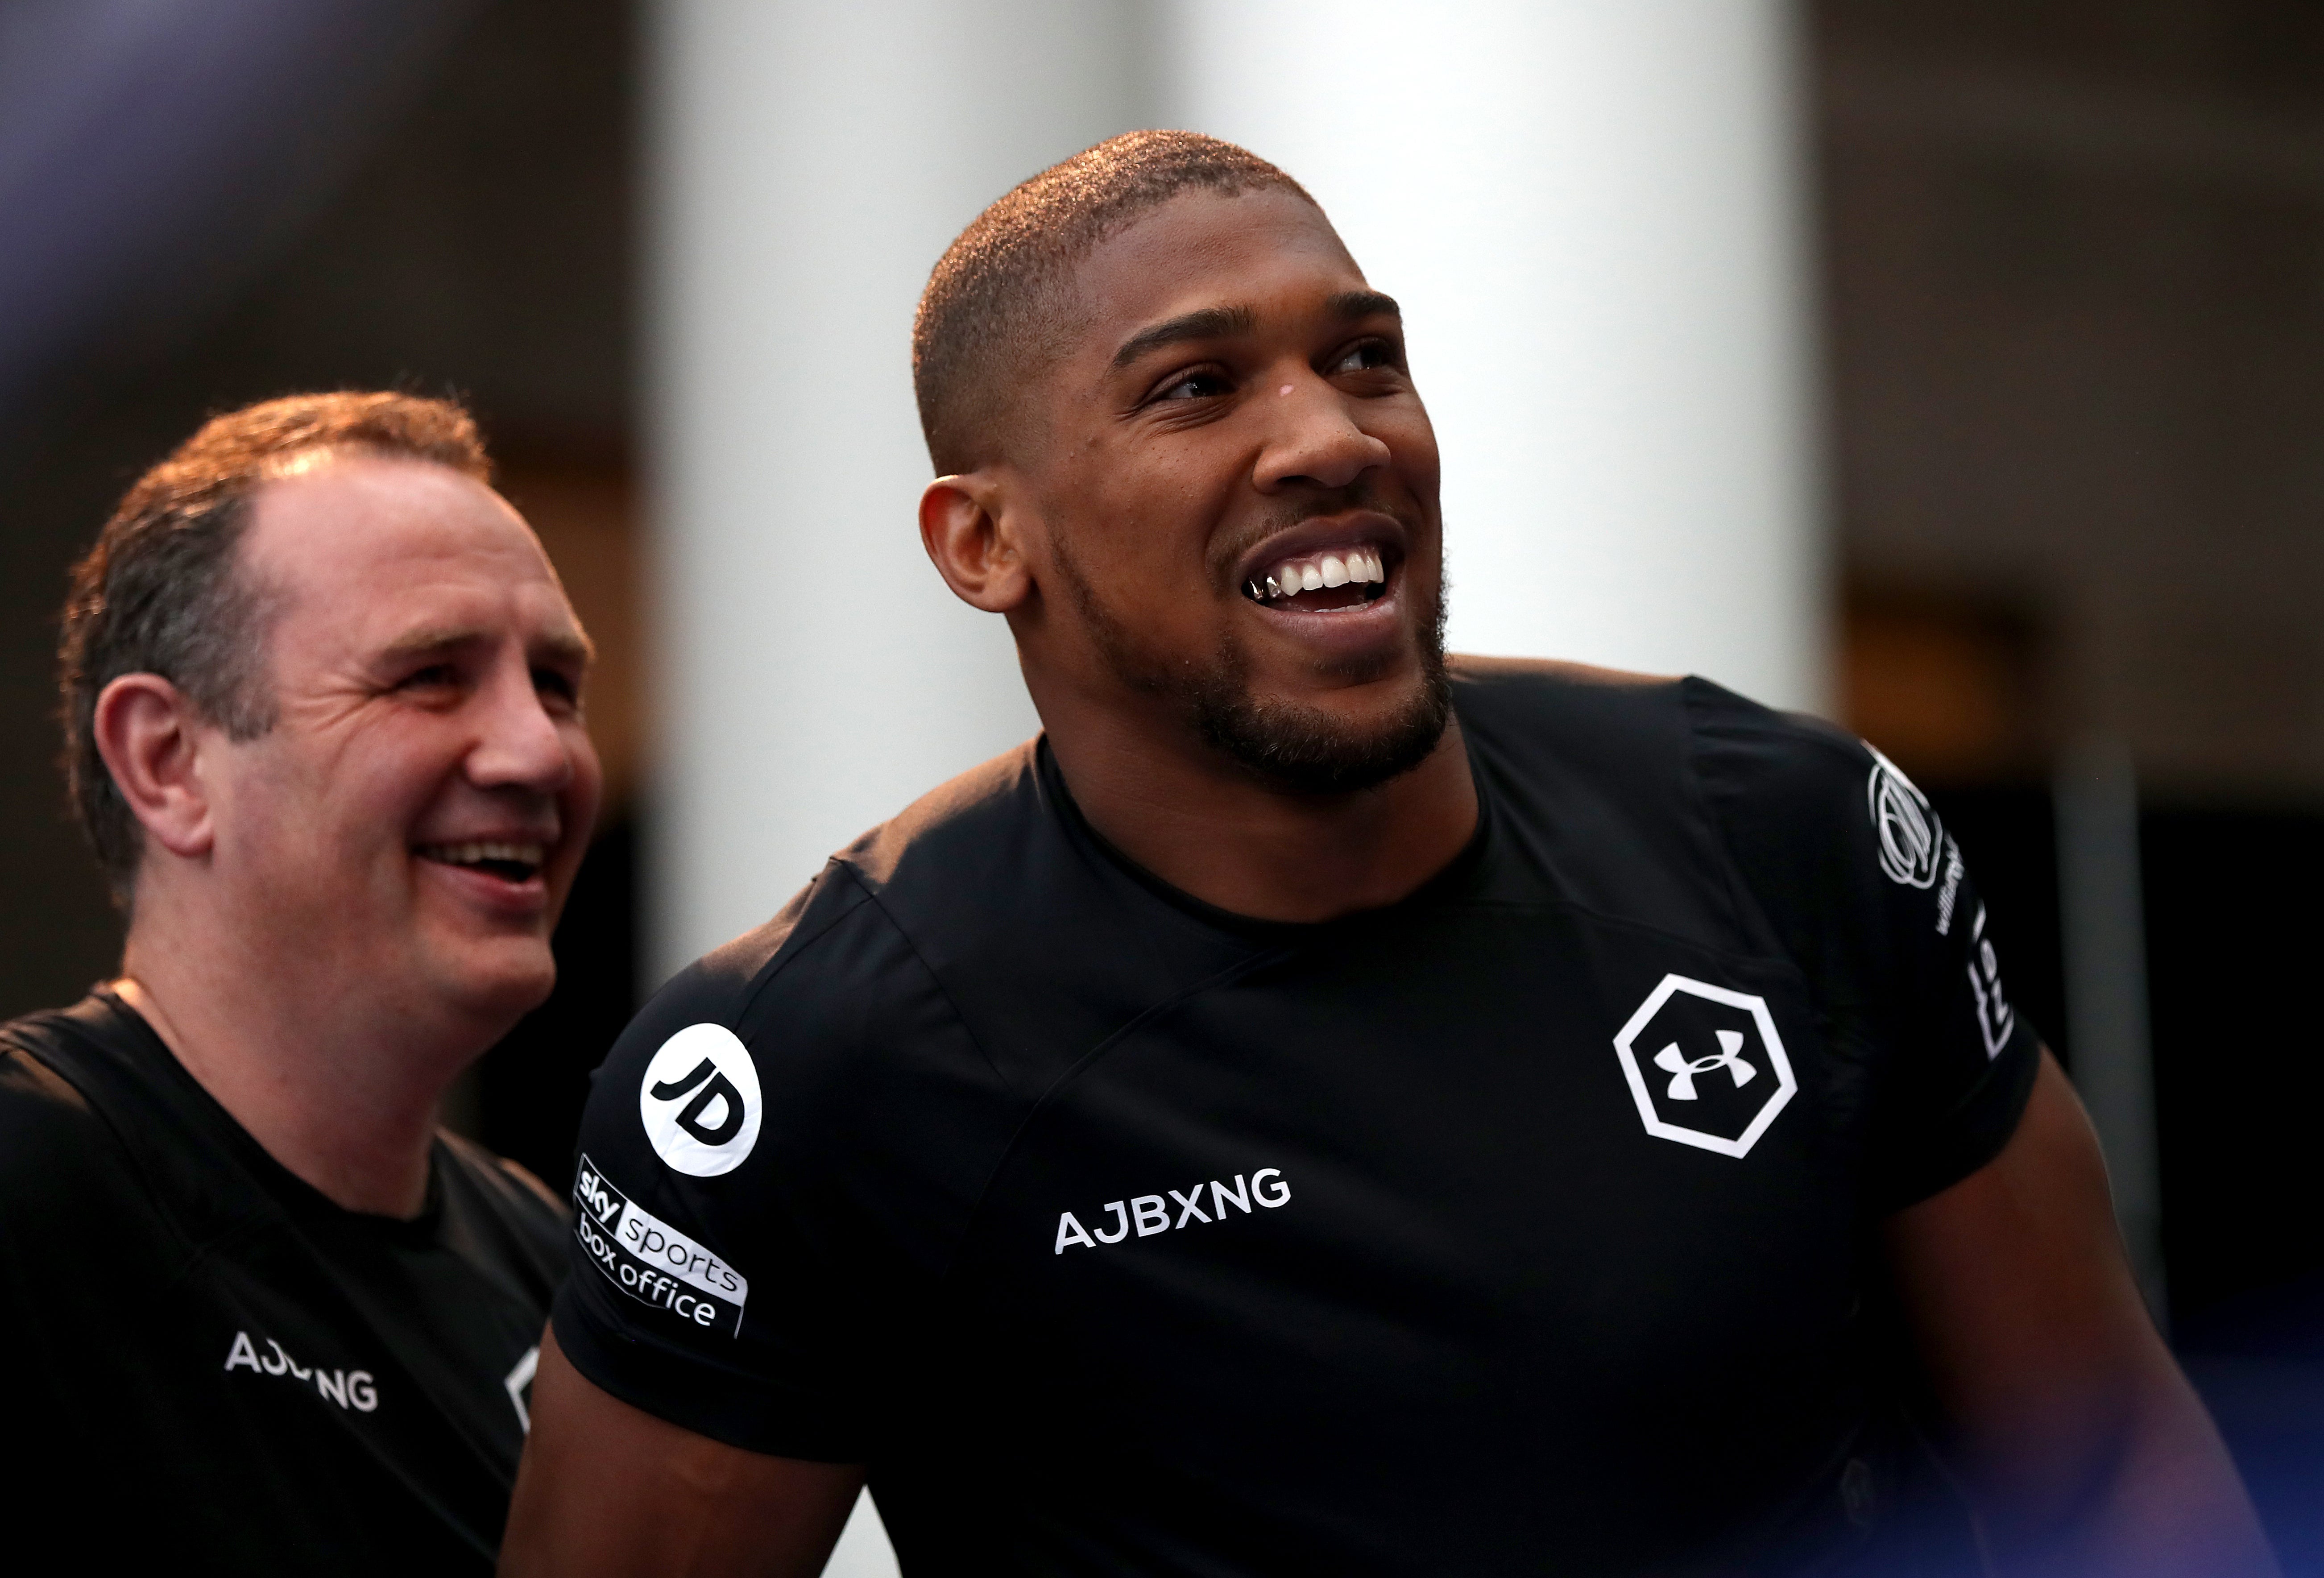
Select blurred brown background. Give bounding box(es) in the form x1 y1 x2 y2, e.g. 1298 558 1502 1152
2 0 2320 1560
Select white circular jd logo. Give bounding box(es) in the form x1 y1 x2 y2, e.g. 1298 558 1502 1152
1866 745 1943 889
638 1023 762 1177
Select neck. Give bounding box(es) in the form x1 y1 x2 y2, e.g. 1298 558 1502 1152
115 918 471 1218
1035 683 1478 924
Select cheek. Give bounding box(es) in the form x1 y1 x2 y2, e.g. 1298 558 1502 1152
1380 410 1442 496
562 728 606 821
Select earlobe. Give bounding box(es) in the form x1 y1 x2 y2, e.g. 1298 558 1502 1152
91 674 215 861
919 474 1034 614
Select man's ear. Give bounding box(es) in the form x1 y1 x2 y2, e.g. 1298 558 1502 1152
920 472 1036 614
91 674 216 861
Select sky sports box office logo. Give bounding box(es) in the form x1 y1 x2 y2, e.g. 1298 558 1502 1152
574 1155 749 1336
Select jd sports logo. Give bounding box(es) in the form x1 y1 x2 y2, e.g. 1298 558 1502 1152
1613 974 1797 1159
653 1058 746 1146
639 1023 762 1176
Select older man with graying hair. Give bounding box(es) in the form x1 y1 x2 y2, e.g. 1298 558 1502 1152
0 391 602 1574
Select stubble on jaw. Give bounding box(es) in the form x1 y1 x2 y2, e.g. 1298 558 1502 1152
1047 522 1453 798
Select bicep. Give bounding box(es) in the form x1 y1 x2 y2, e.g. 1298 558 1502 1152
1883 1051 2271 1572
500 1329 865 1578
1883 1048 2165 1458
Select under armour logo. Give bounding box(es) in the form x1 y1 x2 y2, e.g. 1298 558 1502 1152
1653 1030 1757 1101
1612 974 1798 1159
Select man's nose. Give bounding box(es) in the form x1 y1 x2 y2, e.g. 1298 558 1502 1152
467 659 575 795
1252 374 1392 493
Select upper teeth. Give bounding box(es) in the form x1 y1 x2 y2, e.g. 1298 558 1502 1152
425 841 544 867
1250 548 1387 601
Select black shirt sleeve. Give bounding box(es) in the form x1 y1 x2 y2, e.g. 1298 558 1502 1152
1685 679 2042 1211
551 867 1014 1461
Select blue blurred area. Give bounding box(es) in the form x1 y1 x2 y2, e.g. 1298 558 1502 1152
0 0 481 445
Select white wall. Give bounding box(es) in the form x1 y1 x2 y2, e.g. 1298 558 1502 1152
645 0 1152 978
1159 0 1826 713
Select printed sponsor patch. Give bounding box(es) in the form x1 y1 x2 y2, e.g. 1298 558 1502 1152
639 1023 762 1176
573 1154 750 1336
1866 744 1944 889
1611 974 1797 1159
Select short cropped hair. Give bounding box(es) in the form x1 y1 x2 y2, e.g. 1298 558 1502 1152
912 130 1317 475
58 391 491 904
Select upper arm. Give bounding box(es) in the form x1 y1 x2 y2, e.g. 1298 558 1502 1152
1885 1052 2274 1575
500 1329 863 1578
1884 1050 2169 1467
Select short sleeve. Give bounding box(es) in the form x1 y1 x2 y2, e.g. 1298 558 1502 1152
551 868 1014 1462
1685 679 2042 1212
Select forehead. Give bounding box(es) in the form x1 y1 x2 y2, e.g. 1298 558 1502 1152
240 455 575 650
1068 189 1368 360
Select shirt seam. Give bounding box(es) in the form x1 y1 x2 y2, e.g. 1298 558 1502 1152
816 861 1020 1099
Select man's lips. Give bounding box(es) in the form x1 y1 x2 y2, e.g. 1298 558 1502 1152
414 838 551 887
1230 513 1408 616
1245 545 1387 606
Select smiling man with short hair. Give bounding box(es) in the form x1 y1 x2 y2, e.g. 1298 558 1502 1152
503 133 2271 1576
0 392 602 1574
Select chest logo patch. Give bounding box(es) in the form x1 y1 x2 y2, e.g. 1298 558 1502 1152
1613 974 1797 1158
639 1023 762 1177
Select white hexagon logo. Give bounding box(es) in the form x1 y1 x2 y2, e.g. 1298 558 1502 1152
1612 974 1797 1159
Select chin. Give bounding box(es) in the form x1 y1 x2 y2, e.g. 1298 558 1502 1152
437 944 559 1032
1196 667 1452 796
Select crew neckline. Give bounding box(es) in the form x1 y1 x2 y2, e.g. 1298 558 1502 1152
1032 726 1495 945
86 985 449 1241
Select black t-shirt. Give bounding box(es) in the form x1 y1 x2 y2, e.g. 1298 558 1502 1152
557 660 2040 1575
0 989 567 1575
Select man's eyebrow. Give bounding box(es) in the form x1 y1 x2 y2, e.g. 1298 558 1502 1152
379 625 594 669
1106 294 1403 373
1329 290 1401 322
1109 304 1258 370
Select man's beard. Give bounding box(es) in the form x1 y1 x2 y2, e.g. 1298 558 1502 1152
1053 541 1453 797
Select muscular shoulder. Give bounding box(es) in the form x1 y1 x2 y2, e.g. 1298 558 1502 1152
1449 658 1746 934
636 740 1044 1033
593 843 1017 1219
1678 677 1934 947
1450 655 1690 760
1682 677 1886 842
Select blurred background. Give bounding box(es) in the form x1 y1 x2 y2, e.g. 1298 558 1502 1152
3 1 2319 1569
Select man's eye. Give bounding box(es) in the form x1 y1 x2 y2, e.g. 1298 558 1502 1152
1153 368 1231 402
398 664 459 691
1332 340 1396 375
534 668 581 706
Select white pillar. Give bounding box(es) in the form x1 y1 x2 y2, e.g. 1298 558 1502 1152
648 10 1148 1569
1156 0 1827 711
646 0 1151 977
